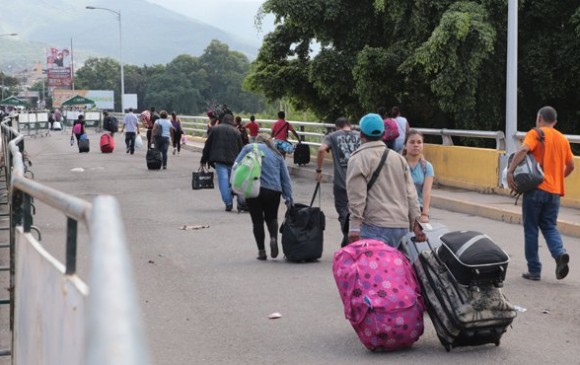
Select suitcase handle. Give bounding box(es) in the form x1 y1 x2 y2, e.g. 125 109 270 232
309 182 321 207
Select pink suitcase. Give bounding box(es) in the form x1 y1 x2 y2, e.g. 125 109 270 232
333 239 425 351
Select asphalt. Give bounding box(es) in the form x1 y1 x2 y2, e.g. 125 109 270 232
184 138 580 238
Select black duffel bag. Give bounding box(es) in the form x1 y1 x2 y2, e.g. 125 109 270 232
437 231 509 287
280 183 325 262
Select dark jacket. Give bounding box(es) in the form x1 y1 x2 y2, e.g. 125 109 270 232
200 123 242 166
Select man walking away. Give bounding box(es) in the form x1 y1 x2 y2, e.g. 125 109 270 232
271 111 300 157
391 106 410 153
316 117 360 247
346 113 425 247
246 115 260 143
200 113 244 212
121 108 140 154
507 106 575 281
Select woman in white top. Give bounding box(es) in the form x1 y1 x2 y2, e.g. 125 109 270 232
151 110 175 169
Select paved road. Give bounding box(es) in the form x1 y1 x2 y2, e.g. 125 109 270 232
15 131 580 364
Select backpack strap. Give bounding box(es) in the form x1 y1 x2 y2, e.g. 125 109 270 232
367 148 389 191
533 127 546 166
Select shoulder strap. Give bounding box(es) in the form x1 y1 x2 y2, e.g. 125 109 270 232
533 127 546 166
367 148 389 191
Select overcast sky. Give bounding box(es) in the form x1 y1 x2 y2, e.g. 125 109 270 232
146 0 275 45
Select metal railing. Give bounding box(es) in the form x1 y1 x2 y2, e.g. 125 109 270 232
1 117 150 364
111 112 580 151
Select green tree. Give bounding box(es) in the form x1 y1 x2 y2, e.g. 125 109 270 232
247 0 580 137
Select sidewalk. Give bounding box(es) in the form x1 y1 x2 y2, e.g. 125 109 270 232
184 139 580 238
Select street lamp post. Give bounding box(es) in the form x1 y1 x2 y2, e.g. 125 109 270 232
505 0 518 156
0 33 18 100
86 7 124 113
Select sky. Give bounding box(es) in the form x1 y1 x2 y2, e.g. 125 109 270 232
146 0 276 45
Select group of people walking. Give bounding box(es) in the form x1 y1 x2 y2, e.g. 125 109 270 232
199 106 438 261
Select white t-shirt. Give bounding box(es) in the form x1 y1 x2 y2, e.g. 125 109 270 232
123 112 139 132
394 116 408 149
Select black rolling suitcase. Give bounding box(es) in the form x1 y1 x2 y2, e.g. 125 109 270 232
78 139 90 153
437 231 509 287
400 222 449 263
293 143 310 165
280 183 325 262
411 239 516 352
146 148 162 170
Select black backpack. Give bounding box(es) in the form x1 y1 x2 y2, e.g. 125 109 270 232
104 116 119 133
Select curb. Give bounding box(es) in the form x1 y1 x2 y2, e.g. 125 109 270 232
430 195 580 238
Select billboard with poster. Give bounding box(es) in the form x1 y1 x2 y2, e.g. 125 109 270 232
53 90 114 110
46 48 72 90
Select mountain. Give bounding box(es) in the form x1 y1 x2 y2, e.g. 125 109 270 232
0 0 260 72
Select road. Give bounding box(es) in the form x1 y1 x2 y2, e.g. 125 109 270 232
15 130 580 364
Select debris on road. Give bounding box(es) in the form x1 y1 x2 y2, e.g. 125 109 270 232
179 225 210 230
268 312 282 319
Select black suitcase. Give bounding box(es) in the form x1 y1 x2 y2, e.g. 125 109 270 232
280 183 325 262
293 143 310 165
412 240 517 352
146 148 162 170
78 139 90 153
437 231 509 287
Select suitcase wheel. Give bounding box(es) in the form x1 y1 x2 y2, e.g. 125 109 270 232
495 340 501 347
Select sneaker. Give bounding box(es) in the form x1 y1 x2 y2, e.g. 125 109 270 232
126 147 130 154
522 272 541 281
270 237 279 259
225 205 233 212
556 253 570 280
172 148 176 155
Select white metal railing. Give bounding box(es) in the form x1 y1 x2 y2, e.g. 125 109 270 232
111 113 580 151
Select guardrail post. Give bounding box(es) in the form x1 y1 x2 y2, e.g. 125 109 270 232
23 194 32 233
66 218 78 275
440 129 454 146
299 126 305 142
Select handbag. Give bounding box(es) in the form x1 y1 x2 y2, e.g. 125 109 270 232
192 166 215 190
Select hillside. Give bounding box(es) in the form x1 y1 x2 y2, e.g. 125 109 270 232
0 0 260 71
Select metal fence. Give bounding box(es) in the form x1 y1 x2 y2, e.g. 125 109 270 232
0 117 150 364
118 114 576 150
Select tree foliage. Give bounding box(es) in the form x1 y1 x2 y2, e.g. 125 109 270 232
74 40 264 114
247 0 580 135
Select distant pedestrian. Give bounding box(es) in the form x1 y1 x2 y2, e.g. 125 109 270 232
200 113 244 211
170 112 184 156
391 106 410 153
271 111 300 157
507 106 575 281
346 113 425 246
151 110 174 170
235 115 249 145
121 108 140 155
402 129 434 223
206 111 218 136
246 115 260 143
316 117 360 247
146 107 160 149
71 114 86 145
236 134 293 260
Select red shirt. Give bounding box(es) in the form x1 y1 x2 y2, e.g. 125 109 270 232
271 119 295 141
246 120 260 137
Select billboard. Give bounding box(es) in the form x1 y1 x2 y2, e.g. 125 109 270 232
46 48 72 90
53 90 115 110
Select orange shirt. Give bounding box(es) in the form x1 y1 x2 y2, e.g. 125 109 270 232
523 127 573 196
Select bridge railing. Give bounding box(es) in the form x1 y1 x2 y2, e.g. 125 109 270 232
0 117 150 365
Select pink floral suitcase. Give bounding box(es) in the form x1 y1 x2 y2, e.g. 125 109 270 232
333 239 425 351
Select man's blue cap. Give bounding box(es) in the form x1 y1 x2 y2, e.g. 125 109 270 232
359 113 384 137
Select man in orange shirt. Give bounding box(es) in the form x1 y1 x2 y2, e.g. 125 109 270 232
507 106 575 281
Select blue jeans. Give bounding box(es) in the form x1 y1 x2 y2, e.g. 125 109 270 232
154 136 170 167
360 223 408 249
215 163 233 206
522 188 566 275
